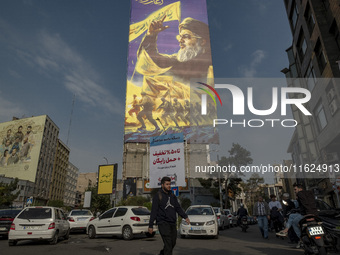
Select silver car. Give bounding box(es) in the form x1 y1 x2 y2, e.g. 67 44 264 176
213 207 230 230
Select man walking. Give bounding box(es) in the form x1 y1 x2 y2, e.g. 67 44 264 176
253 196 270 239
149 176 190 255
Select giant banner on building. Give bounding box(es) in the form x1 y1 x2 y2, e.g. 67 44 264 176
125 0 216 143
149 133 185 188
0 116 45 182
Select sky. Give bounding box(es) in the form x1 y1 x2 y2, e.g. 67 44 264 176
0 0 293 182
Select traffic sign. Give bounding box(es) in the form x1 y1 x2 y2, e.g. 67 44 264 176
171 186 179 197
26 197 33 205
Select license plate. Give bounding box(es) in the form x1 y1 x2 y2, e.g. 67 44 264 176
77 218 87 221
23 226 40 230
0 227 7 231
191 226 202 231
308 226 324 236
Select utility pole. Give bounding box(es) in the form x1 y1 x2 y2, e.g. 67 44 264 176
217 155 223 209
67 94 75 146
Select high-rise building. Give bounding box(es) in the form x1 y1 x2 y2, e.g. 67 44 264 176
282 0 340 207
49 139 70 202
0 115 80 207
64 162 79 207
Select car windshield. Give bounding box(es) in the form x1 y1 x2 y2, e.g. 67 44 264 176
17 208 52 219
187 207 213 215
0 209 21 218
132 208 150 216
213 208 220 213
70 210 92 216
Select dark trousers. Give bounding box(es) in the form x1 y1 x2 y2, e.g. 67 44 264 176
158 222 177 255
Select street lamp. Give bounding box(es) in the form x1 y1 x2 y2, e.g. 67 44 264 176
103 157 108 165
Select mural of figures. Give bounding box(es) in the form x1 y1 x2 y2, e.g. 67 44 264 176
0 116 45 182
124 0 217 143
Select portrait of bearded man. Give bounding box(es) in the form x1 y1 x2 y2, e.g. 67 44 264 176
137 16 213 83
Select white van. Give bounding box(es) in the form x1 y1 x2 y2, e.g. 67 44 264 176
8 206 70 246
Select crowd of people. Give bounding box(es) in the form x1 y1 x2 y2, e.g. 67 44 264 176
248 183 318 249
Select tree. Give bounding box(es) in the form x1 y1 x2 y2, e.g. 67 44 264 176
240 173 266 213
86 186 111 214
47 200 64 208
198 143 253 208
0 178 20 208
179 197 191 211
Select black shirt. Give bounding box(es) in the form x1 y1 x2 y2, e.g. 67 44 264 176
149 189 187 228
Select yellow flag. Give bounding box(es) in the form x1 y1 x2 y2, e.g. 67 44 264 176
135 48 172 76
129 1 181 42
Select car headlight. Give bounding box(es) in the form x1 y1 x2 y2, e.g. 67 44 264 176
206 220 215 226
182 219 189 225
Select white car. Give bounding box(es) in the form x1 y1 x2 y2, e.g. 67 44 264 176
8 206 70 246
86 206 157 240
180 205 218 238
68 209 94 233
213 207 230 230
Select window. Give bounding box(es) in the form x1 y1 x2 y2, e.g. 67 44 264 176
314 102 327 131
315 40 327 73
297 30 307 62
290 1 299 31
132 207 150 216
329 20 340 51
100 208 116 219
114 208 128 217
304 3 315 36
305 63 316 91
18 208 52 220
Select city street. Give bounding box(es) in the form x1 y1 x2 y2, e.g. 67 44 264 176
0 225 310 255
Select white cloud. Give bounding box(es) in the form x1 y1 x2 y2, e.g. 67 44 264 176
239 50 266 78
223 43 233 52
250 0 272 14
0 18 124 116
0 92 24 121
17 31 124 116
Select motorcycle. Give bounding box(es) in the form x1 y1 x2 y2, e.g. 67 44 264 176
241 216 248 232
318 214 340 252
299 214 329 255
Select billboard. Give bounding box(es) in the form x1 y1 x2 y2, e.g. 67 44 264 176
143 178 188 193
125 0 216 143
0 116 45 182
149 133 185 188
123 178 137 199
98 164 118 195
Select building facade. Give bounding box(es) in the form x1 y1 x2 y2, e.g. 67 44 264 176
76 172 97 207
63 162 79 208
283 0 340 207
49 139 70 202
0 175 35 209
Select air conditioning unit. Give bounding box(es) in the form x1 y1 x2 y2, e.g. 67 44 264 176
326 152 339 163
327 88 336 102
329 100 339 115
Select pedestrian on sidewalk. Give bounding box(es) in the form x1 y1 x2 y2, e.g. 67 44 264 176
253 196 270 239
148 176 190 255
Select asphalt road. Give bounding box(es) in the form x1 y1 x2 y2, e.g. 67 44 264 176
0 225 308 255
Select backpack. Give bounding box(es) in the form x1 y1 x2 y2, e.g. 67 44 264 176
158 190 174 202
